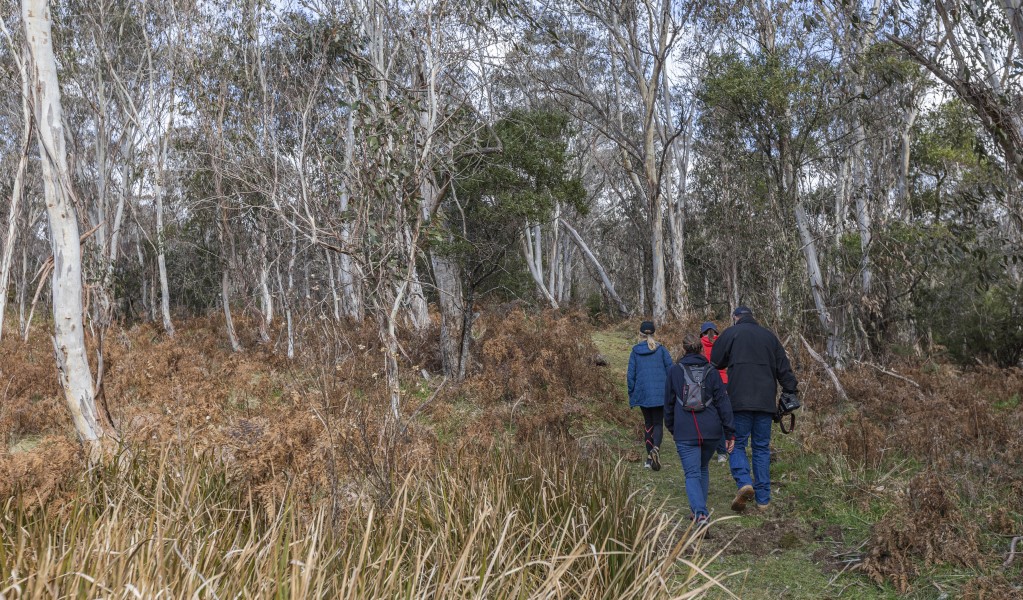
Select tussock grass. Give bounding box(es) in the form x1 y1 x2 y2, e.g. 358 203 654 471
0 442 729 599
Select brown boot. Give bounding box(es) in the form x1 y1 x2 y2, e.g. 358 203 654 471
731 485 755 512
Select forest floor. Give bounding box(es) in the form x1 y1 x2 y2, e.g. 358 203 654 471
2 314 1020 598
589 327 1014 600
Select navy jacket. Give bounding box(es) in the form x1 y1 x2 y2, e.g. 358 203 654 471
627 342 672 408
664 354 735 443
710 316 798 414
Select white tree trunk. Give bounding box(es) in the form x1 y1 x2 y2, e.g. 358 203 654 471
649 208 667 324
285 228 297 359
257 228 272 343
218 198 241 352
404 224 430 332
23 0 113 457
0 64 31 342
325 249 341 320
523 225 559 309
18 244 29 335
154 169 174 338
795 199 843 364
338 108 364 321
559 219 629 316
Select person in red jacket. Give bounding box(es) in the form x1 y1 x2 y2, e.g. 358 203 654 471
701 322 730 463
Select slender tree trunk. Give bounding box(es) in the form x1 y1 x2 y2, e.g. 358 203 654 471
24 0 115 458
285 228 296 359
404 224 430 332
338 108 363 321
154 163 174 338
135 237 149 321
638 264 646 316
896 105 918 211
217 196 241 352
795 199 842 364
523 225 559 309
325 249 341 320
0 72 31 342
257 227 272 343
560 219 629 316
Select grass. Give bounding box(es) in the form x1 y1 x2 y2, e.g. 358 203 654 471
0 440 736 599
589 329 909 600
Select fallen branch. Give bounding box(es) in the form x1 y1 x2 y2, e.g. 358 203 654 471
853 359 921 389
1004 536 1022 569
559 218 630 316
800 335 849 403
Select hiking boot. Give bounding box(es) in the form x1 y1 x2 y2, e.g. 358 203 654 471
731 485 755 512
754 502 770 513
650 447 661 471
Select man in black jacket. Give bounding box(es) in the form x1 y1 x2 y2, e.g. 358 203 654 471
710 306 798 512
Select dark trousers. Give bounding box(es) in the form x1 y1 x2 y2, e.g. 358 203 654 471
640 406 664 452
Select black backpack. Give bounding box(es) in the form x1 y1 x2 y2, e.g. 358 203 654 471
678 364 711 412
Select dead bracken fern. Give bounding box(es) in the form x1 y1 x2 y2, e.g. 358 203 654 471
0 442 732 599
861 474 981 593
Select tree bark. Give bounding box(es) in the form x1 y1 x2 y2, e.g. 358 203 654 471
0 54 31 342
23 0 115 458
257 226 273 343
559 219 629 316
523 224 559 309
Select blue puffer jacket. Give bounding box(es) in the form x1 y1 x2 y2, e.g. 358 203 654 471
627 341 672 408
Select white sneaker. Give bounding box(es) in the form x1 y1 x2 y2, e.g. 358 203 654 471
717 454 728 463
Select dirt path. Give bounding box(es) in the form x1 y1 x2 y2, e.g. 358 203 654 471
591 329 899 600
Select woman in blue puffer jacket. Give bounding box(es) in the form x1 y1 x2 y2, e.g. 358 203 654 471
627 320 672 471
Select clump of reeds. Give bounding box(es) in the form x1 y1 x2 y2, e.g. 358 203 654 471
0 441 730 599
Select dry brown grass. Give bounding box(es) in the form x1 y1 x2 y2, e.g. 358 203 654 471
794 345 1023 593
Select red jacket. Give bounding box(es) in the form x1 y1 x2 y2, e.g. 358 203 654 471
702 336 728 384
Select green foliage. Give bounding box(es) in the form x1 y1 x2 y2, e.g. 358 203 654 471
441 108 586 299
454 109 586 223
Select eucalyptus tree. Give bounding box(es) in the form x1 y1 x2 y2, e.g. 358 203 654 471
513 0 699 324
22 0 118 458
698 0 848 361
889 0 1023 243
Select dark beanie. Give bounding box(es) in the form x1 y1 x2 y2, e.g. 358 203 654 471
733 306 753 317
639 320 655 334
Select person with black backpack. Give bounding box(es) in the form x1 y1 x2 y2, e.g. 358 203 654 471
664 333 735 528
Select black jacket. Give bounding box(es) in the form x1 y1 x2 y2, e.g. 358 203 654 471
664 353 735 443
710 316 798 414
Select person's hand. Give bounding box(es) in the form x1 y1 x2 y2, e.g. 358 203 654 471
726 439 735 454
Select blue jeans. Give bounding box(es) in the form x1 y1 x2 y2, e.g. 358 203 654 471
675 440 718 518
729 411 773 505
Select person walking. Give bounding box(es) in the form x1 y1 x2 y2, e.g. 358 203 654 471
701 321 730 463
710 307 798 513
664 333 735 527
627 320 672 471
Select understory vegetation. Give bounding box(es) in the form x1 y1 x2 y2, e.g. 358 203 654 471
2 311 1021 598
